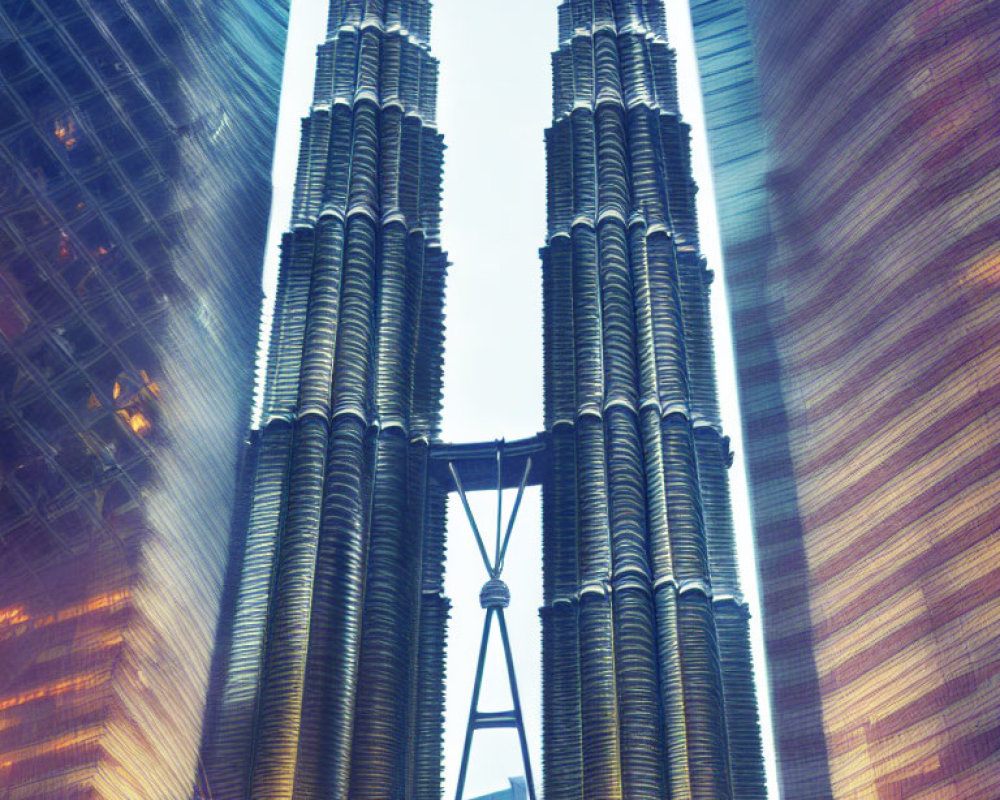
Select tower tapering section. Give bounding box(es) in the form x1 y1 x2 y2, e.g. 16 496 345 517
199 2 448 799
540 2 766 798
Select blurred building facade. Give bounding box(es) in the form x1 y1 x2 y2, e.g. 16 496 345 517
0 1 288 797
691 0 1000 797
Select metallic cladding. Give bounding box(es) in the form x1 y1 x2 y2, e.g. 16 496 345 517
540 2 766 798
691 0 1000 797
198 2 450 799
0 0 288 798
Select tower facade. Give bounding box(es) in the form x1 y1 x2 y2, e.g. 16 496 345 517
691 0 1000 797
0 1 288 797
539 2 765 799
199 2 449 799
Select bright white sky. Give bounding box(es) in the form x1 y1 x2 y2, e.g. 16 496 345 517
259 2 778 798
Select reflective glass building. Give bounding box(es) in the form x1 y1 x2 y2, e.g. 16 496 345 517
691 1 1000 797
0 1 288 797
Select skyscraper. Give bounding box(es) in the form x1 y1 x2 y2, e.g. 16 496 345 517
540 2 764 798
691 0 1000 797
198 2 449 798
0 1 288 797
201 1 765 798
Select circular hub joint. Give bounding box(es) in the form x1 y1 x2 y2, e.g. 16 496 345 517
480 578 511 609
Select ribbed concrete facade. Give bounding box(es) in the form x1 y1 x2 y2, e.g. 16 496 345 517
540 2 765 799
691 1 1000 797
198 2 449 799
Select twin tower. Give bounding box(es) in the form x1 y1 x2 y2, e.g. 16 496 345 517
200 2 766 799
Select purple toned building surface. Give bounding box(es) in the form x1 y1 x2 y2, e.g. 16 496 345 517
692 0 1000 797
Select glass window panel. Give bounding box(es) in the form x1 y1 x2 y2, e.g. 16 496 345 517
5 0 46 34
62 318 100 359
0 42 33 80
105 10 157 71
21 336 69 384
105 197 144 240
66 16 120 82
8 517 59 566
0 486 25 522
9 126 63 186
45 0 84 22
52 503 92 552
14 71 61 116
21 395 68 442
0 92 25 134
119 149 159 189
29 35 93 96
48 182 91 223
131 104 164 146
